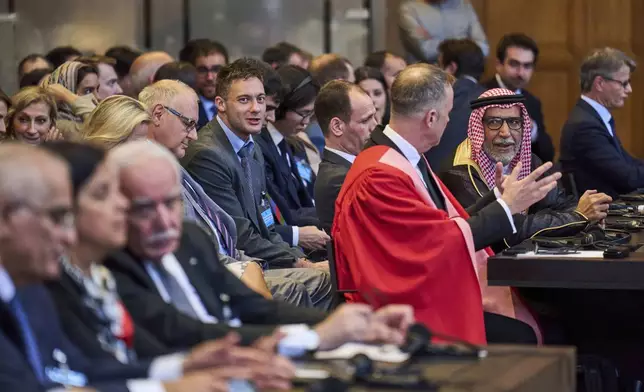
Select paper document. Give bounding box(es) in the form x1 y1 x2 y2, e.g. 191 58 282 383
516 251 605 259
315 343 410 363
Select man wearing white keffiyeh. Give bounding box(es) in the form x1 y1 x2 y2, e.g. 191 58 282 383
441 88 612 252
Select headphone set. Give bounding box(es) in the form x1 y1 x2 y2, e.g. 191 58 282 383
532 226 632 250
275 75 313 120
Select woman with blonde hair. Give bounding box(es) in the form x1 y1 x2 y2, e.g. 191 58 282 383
82 95 151 149
5 86 59 144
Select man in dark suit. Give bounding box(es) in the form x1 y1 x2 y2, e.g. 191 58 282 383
182 58 333 311
483 33 555 163
313 80 379 232
0 144 230 392
179 39 229 129
425 38 486 171
560 47 642 198
106 140 414 353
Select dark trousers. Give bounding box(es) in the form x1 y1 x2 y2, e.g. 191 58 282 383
483 311 538 345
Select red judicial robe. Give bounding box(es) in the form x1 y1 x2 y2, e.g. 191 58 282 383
333 145 540 345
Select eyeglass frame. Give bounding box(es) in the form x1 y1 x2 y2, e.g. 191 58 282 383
162 105 197 133
482 116 524 131
196 65 224 75
601 75 631 89
4 201 75 230
291 108 314 125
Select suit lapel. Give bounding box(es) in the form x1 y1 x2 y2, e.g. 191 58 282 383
576 99 621 151
323 150 353 169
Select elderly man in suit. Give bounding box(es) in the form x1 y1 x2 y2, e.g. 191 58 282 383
181 58 333 310
314 80 379 233
140 79 325 308
105 140 414 355
483 33 554 163
560 47 641 198
0 143 241 392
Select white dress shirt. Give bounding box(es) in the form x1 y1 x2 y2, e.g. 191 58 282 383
495 73 539 143
383 125 516 233
324 147 356 164
581 95 614 136
200 96 216 122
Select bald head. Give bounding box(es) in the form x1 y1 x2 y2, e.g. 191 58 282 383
129 51 174 97
309 53 353 86
390 63 454 117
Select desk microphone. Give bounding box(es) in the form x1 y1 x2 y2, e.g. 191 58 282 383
401 323 488 359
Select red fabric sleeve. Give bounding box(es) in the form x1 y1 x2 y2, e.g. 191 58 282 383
333 165 486 345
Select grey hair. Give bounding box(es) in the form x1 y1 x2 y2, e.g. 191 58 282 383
580 47 636 93
109 140 182 182
0 143 65 204
138 79 198 109
389 63 454 117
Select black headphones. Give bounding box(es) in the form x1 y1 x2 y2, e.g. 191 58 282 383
275 75 313 120
532 227 631 249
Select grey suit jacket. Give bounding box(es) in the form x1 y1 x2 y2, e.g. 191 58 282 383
181 119 305 267
315 149 353 233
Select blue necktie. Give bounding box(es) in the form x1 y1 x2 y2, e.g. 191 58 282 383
237 143 258 216
7 296 45 383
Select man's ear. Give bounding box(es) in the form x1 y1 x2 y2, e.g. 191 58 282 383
424 108 438 128
495 59 504 74
329 117 345 137
215 96 225 113
0 206 13 240
151 104 164 125
446 61 458 76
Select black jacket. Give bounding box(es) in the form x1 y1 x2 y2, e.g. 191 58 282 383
104 222 327 348
440 140 587 252
483 77 555 163
560 98 644 198
314 148 353 233
46 271 170 360
365 126 514 251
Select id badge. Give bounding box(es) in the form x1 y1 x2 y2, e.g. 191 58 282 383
295 159 313 184
261 206 275 229
45 367 88 387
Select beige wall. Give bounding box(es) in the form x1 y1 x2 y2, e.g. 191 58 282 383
385 0 644 158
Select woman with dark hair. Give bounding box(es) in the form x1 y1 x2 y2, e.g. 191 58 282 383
153 61 198 90
40 61 100 138
42 141 294 390
354 66 389 125
0 88 10 136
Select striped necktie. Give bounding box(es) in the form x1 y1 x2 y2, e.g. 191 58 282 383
7 296 45 383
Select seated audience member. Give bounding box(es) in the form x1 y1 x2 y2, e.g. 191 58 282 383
333 64 567 345
105 140 413 352
441 89 612 252
19 68 51 88
5 87 59 144
0 143 237 392
181 40 229 128
40 61 100 136
255 63 328 251
140 80 322 306
484 33 554 163
46 45 82 68
105 45 142 97
314 80 379 233
128 51 174 98
18 53 52 80
154 61 199 90
262 42 308 69
182 59 332 299
0 89 9 137
560 48 640 198
426 38 486 170
354 66 388 125
81 95 151 148
305 54 355 153
42 141 293 390
80 55 124 101
364 50 407 91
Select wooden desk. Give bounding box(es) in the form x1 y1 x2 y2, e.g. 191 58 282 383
488 230 644 290
292 345 576 391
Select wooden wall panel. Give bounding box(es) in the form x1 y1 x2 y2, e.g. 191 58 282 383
384 0 643 158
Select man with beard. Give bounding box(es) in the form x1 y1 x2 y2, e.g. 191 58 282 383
483 33 554 163
441 88 611 252
314 80 379 232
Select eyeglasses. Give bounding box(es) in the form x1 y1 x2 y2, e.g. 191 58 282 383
483 116 523 131
196 65 224 75
5 202 75 229
602 76 631 89
163 106 197 133
129 194 183 221
291 109 314 125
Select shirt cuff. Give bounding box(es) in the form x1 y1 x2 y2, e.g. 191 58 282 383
277 324 320 357
126 379 167 392
495 198 517 234
292 227 299 247
148 353 186 381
